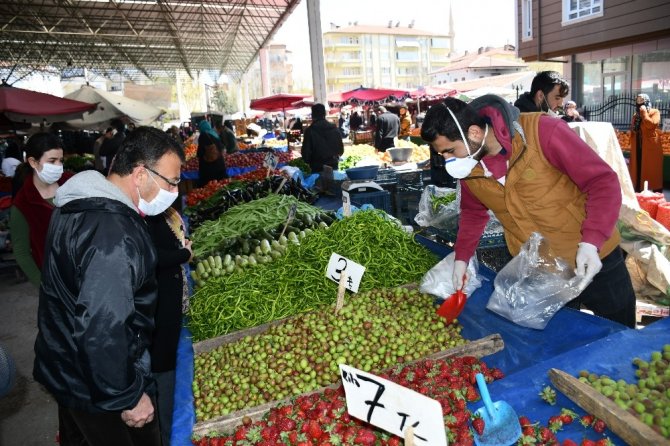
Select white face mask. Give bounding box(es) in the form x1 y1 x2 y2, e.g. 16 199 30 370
442 107 489 179
137 172 178 216
544 97 561 118
36 162 64 185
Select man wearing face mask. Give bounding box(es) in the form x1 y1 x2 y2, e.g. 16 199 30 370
421 96 636 328
514 71 569 117
34 127 184 446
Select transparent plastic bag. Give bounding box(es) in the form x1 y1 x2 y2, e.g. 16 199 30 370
486 232 582 330
420 252 483 300
414 184 459 229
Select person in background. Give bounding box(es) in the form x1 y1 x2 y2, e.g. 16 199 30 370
398 105 412 141
145 206 192 446
374 106 400 152
514 71 569 115
349 111 363 134
629 93 662 192
217 120 238 154
197 120 227 187
302 103 344 196
33 127 184 446
167 125 183 142
562 100 585 123
10 133 70 287
421 96 635 328
93 127 114 172
1 140 22 177
100 119 126 173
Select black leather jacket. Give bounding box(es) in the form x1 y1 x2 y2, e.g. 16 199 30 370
34 196 157 413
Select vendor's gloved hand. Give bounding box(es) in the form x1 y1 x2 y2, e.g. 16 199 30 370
452 260 468 292
575 242 602 291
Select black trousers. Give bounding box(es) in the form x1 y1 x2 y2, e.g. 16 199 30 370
566 247 637 328
58 403 162 446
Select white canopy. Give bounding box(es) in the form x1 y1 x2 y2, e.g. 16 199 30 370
62 85 163 131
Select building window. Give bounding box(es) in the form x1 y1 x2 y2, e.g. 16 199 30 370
563 0 603 24
522 0 532 41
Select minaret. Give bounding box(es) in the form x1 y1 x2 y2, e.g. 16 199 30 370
448 1 455 55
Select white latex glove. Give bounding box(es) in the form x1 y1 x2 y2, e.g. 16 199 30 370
574 242 602 291
452 260 468 292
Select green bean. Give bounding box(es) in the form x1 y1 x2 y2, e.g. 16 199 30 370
187 210 438 341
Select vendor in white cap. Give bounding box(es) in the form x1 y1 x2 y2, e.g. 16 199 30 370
561 100 585 123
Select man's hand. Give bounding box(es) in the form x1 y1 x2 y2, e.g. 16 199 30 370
575 242 602 291
452 260 468 292
120 393 154 428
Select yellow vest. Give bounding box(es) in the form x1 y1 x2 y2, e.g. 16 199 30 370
463 113 620 266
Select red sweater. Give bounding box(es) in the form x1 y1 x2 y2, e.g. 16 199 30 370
455 114 621 262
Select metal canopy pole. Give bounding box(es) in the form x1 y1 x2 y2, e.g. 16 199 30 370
306 0 327 106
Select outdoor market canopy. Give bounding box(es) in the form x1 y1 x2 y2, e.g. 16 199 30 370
409 86 458 99
0 83 96 124
62 85 164 130
328 87 410 105
0 0 300 80
249 93 311 113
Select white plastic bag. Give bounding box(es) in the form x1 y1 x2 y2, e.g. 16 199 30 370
420 252 482 300
414 184 459 229
486 232 582 330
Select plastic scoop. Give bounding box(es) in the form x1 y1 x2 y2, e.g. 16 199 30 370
436 284 467 321
473 373 522 446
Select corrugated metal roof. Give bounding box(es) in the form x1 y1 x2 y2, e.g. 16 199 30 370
0 0 301 80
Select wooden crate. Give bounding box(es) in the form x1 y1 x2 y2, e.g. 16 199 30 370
192 333 504 436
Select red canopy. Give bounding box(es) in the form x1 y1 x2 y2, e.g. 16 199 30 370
409 86 458 99
0 83 97 123
249 93 311 113
334 86 409 104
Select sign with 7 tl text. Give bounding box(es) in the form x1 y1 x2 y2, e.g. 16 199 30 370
339 364 448 446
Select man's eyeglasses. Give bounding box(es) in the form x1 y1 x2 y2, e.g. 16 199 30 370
145 166 180 187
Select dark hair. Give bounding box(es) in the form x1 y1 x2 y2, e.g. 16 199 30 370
311 103 326 119
110 118 125 133
421 98 485 143
4 140 22 160
109 126 185 176
530 71 569 98
12 132 63 195
223 120 234 131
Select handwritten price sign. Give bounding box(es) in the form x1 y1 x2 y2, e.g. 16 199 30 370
326 253 365 293
263 151 278 170
340 364 447 446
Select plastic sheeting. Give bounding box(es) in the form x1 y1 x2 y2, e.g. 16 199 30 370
479 317 670 445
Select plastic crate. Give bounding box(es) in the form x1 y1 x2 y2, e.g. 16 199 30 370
351 130 374 145
396 170 423 191
350 190 392 214
375 168 397 185
394 189 422 225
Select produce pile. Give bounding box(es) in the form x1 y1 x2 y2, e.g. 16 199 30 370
193 287 467 420
431 190 457 213
224 150 293 169
193 355 502 445
340 142 430 168
188 210 438 341
616 129 670 155
185 176 317 231
185 169 285 207
63 154 94 173
579 344 670 438
190 194 329 259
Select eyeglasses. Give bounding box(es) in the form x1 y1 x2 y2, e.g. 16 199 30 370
145 166 180 187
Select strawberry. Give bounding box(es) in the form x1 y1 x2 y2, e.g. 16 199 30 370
592 419 607 434
276 417 297 432
387 437 402 446
472 416 485 436
580 414 595 427
580 440 596 446
233 425 248 442
539 426 556 443
562 440 578 446
354 428 378 445
465 385 479 401
519 416 533 427
306 420 323 441
260 425 279 442
548 415 564 432
594 439 614 446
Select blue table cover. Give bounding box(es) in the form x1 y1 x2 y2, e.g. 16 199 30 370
171 234 633 445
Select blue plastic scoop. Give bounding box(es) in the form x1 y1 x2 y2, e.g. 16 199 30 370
473 373 522 446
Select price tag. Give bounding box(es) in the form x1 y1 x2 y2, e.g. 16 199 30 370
340 364 447 446
326 253 365 293
263 151 278 171
342 191 352 217
279 203 298 238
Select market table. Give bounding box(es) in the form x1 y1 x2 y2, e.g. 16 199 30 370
170 235 628 445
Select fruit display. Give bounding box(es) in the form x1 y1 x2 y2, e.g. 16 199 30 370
185 169 286 207
192 287 468 421
185 141 198 161
193 354 498 445
187 210 438 341
578 345 670 438
616 130 670 155
225 150 293 169
190 194 329 259
343 144 376 159
185 176 317 231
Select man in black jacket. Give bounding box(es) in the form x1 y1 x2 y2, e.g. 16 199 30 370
374 105 400 152
514 71 569 115
34 127 184 446
302 103 344 195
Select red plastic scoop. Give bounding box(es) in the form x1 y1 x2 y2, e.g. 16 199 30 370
437 287 467 321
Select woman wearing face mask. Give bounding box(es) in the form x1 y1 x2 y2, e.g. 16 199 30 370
10 132 71 287
628 93 662 192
